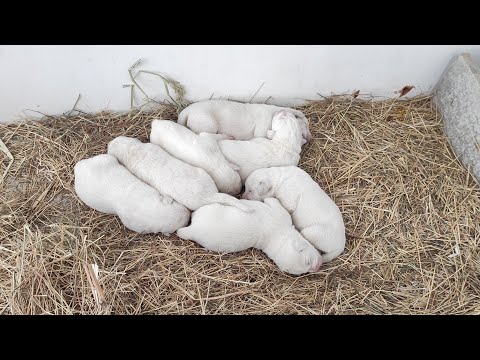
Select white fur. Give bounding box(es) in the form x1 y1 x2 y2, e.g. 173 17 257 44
178 100 313 145
107 136 252 213
149 119 242 195
176 198 322 275
243 166 346 263
218 110 303 182
74 154 190 234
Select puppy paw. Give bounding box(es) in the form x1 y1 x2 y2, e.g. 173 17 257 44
162 196 174 205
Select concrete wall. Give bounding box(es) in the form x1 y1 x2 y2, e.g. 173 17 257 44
433 53 480 183
1 45 480 122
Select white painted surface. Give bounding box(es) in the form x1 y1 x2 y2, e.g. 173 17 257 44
1 45 480 122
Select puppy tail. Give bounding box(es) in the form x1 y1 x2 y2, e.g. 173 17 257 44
177 107 189 126
207 193 254 213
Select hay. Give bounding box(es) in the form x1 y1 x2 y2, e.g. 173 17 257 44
1 96 480 314
125 59 190 113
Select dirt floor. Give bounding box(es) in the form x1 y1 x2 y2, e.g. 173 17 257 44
1 96 479 314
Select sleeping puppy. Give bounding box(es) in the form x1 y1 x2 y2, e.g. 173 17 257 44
107 136 252 213
243 166 346 263
74 154 190 234
150 119 242 195
218 110 303 182
177 100 313 145
176 197 322 275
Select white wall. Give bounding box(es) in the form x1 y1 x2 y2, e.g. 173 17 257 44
1 45 480 123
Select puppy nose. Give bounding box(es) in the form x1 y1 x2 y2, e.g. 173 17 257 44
242 192 250 199
311 263 321 272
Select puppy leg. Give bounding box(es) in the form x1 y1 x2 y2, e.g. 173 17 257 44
176 208 204 241
300 225 345 263
197 133 240 171
176 226 193 240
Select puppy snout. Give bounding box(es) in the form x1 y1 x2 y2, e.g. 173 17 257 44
310 257 322 272
242 192 250 199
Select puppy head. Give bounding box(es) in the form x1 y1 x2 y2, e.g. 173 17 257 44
270 229 323 275
270 110 303 144
243 169 274 200
272 110 312 145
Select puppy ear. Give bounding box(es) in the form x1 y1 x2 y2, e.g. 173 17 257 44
266 130 276 139
289 109 306 120
274 110 288 118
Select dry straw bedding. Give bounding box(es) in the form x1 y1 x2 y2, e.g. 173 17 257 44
1 96 479 314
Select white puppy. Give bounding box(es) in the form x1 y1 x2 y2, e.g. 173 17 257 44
74 154 190 234
107 136 252 213
178 100 313 145
149 119 242 195
218 110 303 182
176 198 322 275
243 166 346 263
